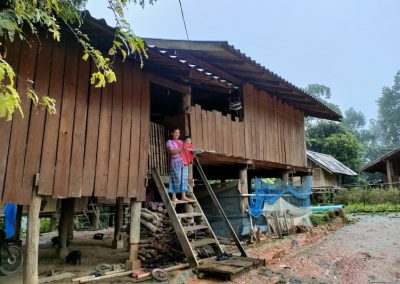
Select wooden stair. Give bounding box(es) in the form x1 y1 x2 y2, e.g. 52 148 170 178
151 168 223 267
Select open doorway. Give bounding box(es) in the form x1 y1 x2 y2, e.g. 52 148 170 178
148 82 185 177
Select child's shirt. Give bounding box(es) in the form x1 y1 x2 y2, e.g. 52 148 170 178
181 143 196 166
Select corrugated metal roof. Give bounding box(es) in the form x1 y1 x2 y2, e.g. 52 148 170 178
143 38 341 121
80 11 235 90
362 146 400 173
79 12 340 121
307 150 357 176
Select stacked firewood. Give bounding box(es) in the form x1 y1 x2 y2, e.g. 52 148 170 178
138 202 185 268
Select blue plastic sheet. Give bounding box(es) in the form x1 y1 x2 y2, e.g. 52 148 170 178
248 177 312 217
4 203 17 238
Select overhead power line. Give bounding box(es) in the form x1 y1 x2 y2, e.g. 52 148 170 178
178 0 189 40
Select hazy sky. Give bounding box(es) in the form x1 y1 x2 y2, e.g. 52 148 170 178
86 0 400 123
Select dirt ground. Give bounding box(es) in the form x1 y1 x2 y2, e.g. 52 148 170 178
232 214 400 284
1 228 133 284
1 214 400 283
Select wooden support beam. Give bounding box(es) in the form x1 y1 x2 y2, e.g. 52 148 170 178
14 205 23 242
386 160 393 185
113 197 124 249
126 199 141 270
67 198 75 241
239 168 249 213
183 87 191 136
58 198 74 258
148 73 190 94
282 172 289 184
23 186 41 284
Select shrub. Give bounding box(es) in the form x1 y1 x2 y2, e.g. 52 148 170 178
40 218 52 234
333 187 400 205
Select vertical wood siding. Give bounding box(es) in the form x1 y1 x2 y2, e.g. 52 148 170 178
0 36 150 204
189 83 306 168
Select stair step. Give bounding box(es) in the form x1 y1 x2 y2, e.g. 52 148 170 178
172 199 196 204
183 225 209 232
177 212 203 218
190 238 217 248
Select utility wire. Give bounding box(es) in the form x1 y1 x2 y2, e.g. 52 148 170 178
178 0 189 40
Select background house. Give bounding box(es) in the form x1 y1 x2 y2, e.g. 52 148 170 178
307 150 358 188
362 146 400 187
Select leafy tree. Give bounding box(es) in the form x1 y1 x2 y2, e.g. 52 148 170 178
304 84 331 99
0 0 153 120
306 121 345 151
376 71 400 147
306 120 363 172
322 132 363 172
304 83 342 127
342 107 366 139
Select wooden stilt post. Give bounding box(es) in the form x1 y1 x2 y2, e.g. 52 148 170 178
126 199 142 270
23 178 41 284
282 172 289 184
239 167 249 213
386 160 393 187
14 205 23 242
67 198 75 241
58 198 74 258
112 197 124 249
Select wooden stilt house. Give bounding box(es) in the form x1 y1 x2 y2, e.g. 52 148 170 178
0 11 340 281
362 146 400 187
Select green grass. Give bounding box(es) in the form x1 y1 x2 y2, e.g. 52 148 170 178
310 212 331 226
333 187 400 205
344 203 400 213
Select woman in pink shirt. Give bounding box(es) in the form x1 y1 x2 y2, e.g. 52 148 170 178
166 128 192 202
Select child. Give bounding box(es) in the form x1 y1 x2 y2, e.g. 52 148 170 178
181 136 202 166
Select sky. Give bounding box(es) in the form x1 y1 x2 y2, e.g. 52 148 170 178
86 0 400 123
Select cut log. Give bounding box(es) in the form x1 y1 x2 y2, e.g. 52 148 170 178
140 219 161 234
39 272 75 283
140 212 154 222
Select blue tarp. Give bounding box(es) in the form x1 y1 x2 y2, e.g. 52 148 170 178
248 177 312 217
4 203 17 238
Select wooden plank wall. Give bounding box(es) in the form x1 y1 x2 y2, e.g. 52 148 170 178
190 105 244 158
190 84 306 167
189 84 306 168
0 36 150 205
242 84 306 167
